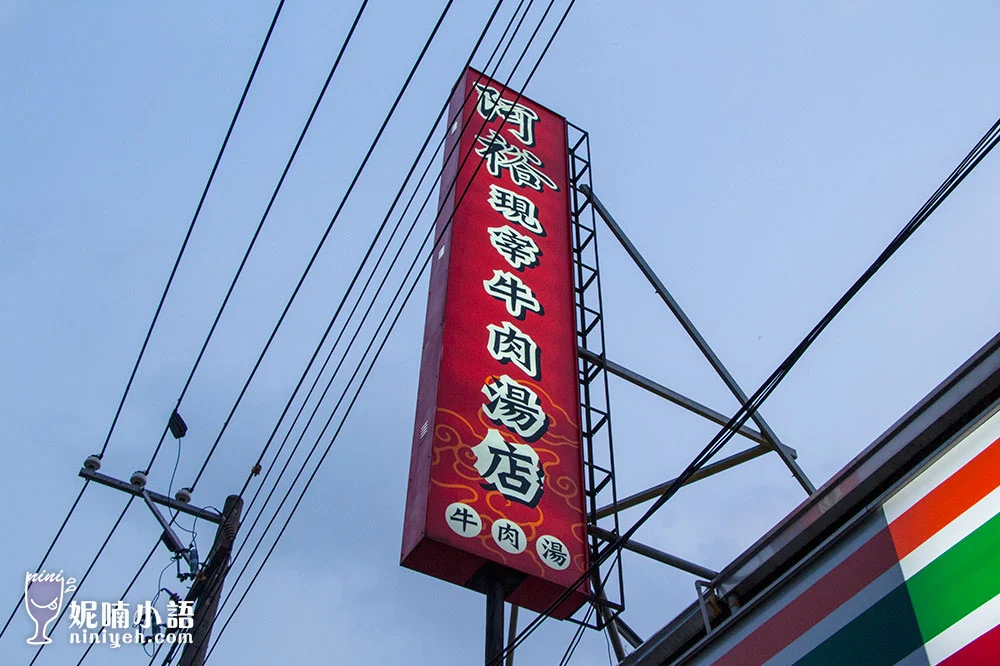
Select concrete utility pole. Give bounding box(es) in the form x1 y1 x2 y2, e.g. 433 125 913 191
178 494 243 666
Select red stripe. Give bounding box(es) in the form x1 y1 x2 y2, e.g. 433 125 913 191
712 527 899 666
888 437 1000 559
937 622 1000 666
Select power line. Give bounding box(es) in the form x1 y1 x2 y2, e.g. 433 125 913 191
27 498 135 665
228 0 549 564
209 0 537 623
74 541 161 666
102 0 287 462
0 481 88 642
19 3 474 662
201 6 559 596
0 2 287 645
217 7 541 626
497 112 1000 662
186 0 458 493
559 604 595 666
11 4 384 654
39 3 509 663
200 3 577 659
141 0 371 475
230 0 528 561
216 0 549 614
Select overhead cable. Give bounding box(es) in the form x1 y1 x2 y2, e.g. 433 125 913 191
200 2 578 659
0 1 287 645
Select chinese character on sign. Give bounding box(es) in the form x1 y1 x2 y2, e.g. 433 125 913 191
475 131 558 192
69 600 99 630
473 83 540 146
133 601 162 630
497 523 519 549
490 518 528 554
487 321 541 379
481 375 548 441
536 535 571 570
473 429 545 507
166 600 195 630
483 270 542 319
488 226 541 270
488 184 544 235
101 601 130 629
444 502 482 538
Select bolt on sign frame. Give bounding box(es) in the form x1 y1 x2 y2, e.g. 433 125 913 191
401 68 590 619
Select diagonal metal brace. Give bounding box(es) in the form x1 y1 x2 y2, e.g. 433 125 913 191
579 184 815 495
590 525 718 580
595 444 779 519
614 615 644 649
579 348 772 448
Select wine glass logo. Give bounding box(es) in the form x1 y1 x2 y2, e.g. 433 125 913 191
24 571 76 645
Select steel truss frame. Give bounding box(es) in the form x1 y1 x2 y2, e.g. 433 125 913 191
565 122 815 662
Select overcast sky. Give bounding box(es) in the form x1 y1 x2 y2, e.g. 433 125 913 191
3 2 1000 664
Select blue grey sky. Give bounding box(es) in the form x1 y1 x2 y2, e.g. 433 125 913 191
3 2 1000 664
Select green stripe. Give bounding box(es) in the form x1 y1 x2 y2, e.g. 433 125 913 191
794 511 1000 666
907 510 1000 640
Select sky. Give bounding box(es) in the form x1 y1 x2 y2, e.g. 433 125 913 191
3 1 1000 664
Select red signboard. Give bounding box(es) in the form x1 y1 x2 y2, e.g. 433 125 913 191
401 68 588 618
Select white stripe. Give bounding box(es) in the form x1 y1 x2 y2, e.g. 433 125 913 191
924 591 1000 664
897 485 1000 579
883 410 1000 524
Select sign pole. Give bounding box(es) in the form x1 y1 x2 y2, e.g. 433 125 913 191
505 604 518 666
485 577 505 665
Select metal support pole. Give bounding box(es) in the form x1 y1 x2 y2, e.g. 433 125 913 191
589 526 718 580
504 605 518 666
614 615 644 649
596 445 773 519
178 495 243 666
579 184 815 495
485 578 505 666
579 348 770 447
591 572 626 662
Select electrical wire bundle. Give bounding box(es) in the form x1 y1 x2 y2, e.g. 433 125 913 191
1 1 586 664
4 0 1000 663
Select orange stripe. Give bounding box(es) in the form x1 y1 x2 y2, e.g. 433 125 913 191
888 436 1000 559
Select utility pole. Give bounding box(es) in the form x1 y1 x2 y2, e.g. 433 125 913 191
177 494 242 666
76 456 242 666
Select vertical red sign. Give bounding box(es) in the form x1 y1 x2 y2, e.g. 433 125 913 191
401 68 587 618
